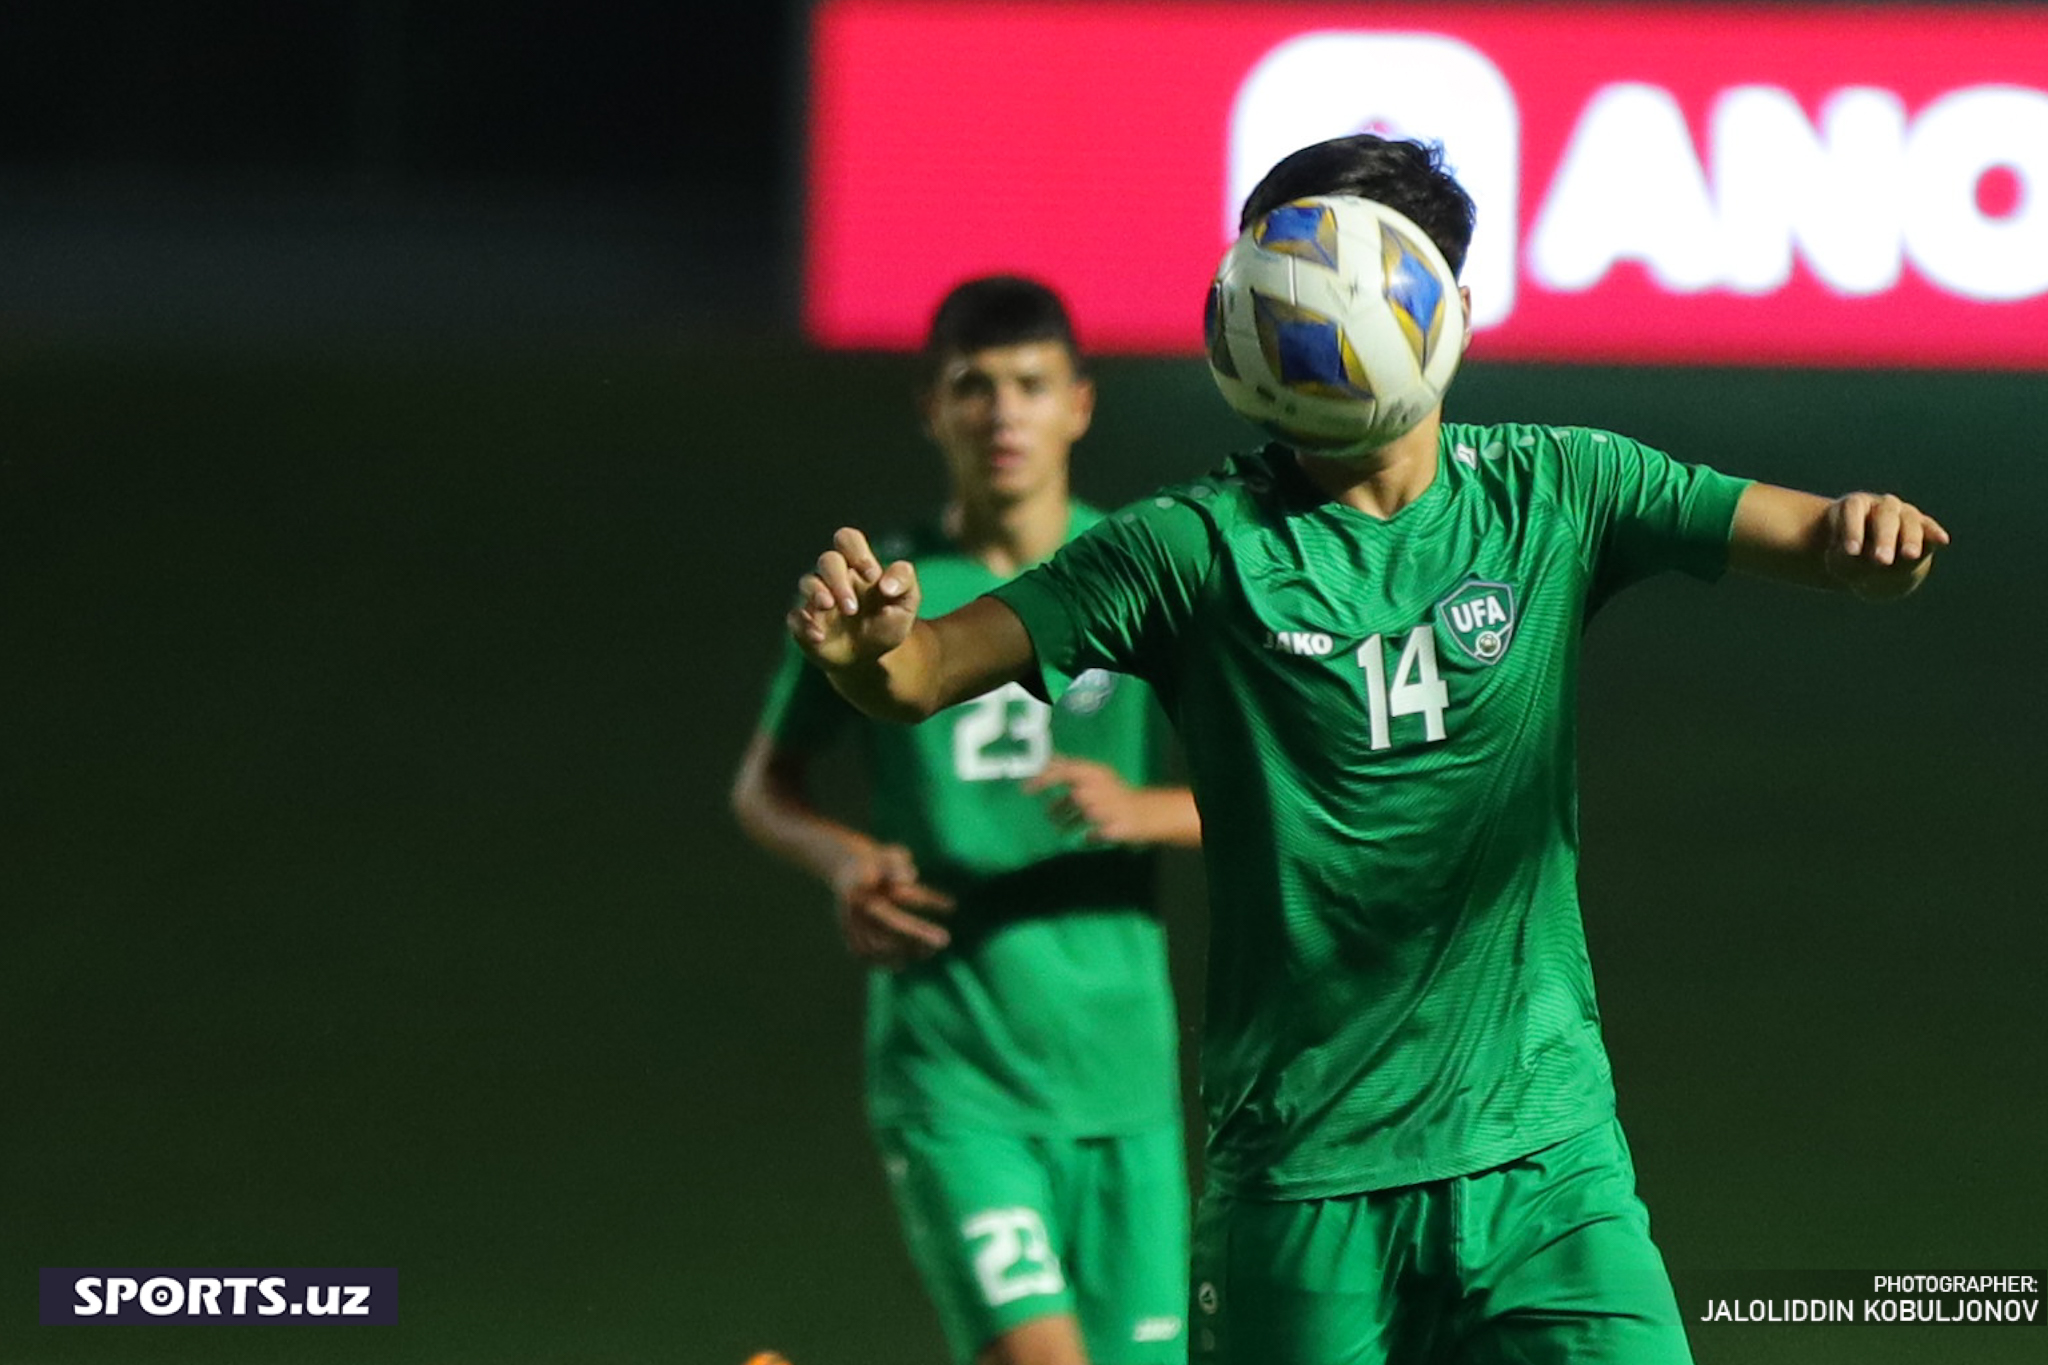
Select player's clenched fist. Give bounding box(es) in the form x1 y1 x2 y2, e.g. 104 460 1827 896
1823 492 1952 600
787 527 922 668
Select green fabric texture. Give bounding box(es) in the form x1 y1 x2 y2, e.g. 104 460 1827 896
1189 1119 1691 1364
878 1122 1190 1365
992 426 1749 1198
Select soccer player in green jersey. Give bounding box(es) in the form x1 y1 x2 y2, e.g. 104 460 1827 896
781 138 1953 1365
733 277 1200 1365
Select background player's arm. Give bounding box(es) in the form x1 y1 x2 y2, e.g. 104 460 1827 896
788 528 1036 721
1023 758 1201 848
730 732 954 966
1729 484 1950 600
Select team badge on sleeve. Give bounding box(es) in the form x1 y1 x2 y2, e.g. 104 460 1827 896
1434 577 1519 666
1058 668 1120 715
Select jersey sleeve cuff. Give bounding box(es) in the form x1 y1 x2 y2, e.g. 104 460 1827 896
1696 471 1756 581
987 576 1080 705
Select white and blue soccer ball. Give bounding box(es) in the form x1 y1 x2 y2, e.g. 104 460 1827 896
1204 195 1466 454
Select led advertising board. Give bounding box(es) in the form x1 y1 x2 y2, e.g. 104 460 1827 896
807 1 2048 366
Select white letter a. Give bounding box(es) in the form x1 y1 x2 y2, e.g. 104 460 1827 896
1530 84 1721 292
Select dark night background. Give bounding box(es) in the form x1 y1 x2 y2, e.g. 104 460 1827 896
2 4 2042 1364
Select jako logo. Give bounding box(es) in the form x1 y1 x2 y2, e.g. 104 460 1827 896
1266 630 1335 656
1229 32 2048 318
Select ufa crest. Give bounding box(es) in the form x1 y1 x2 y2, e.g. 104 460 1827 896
1434 577 1518 666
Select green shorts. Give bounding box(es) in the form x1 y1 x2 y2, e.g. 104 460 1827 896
875 1122 1190 1365
1190 1118 1691 1365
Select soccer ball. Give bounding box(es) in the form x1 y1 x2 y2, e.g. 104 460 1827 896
1204 196 1466 453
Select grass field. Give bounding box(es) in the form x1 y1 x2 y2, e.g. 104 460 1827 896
4 341 2041 1363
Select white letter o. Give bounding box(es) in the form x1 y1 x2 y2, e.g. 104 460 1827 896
140 1277 184 1316
1904 86 2048 300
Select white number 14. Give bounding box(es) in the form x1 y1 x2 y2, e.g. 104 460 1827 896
1356 627 1449 750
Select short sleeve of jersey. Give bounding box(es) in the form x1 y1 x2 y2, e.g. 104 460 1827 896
988 494 1216 703
1553 426 1752 604
754 637 856 753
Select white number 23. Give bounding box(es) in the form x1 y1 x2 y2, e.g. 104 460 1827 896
963 1207 1065 1306
951 684 1052 781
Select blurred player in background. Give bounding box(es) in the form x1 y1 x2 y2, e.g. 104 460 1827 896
782 138 1951 1365
733 276 1199 1365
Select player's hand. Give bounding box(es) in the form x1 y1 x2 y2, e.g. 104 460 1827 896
830 842 955 969
787 528 922 669
1823 492 1951 600
1023 756 1156 844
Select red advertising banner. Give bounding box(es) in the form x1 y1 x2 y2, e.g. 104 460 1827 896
806 0 2048 367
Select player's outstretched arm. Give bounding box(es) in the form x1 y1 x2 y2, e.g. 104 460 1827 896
1729 485 1951 600
786 527 1036 722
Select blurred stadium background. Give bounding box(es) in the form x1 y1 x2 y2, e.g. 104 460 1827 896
4 3 2041 1363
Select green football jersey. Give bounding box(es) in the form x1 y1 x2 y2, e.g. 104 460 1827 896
757 504 1179 1136
991 424 1750 1199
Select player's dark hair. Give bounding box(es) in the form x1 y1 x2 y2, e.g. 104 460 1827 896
921 275 1084 385
1238 135 1477 277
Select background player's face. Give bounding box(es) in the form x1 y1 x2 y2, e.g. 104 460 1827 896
923 340 1094 507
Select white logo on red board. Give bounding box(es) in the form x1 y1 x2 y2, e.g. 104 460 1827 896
1229 34 1519 327
1228 31 2048 325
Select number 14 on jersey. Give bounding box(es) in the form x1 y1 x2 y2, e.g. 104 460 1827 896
1356 627 1449 751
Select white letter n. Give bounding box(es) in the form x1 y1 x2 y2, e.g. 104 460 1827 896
1712 86 1906 295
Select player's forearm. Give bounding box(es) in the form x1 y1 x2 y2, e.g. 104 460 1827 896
1729 484 1944 599
730 746 878 887
734 789 877 890
1726 488 1839 590
1728 511 1933 597
821 621 947 724
1137 787 1203 849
